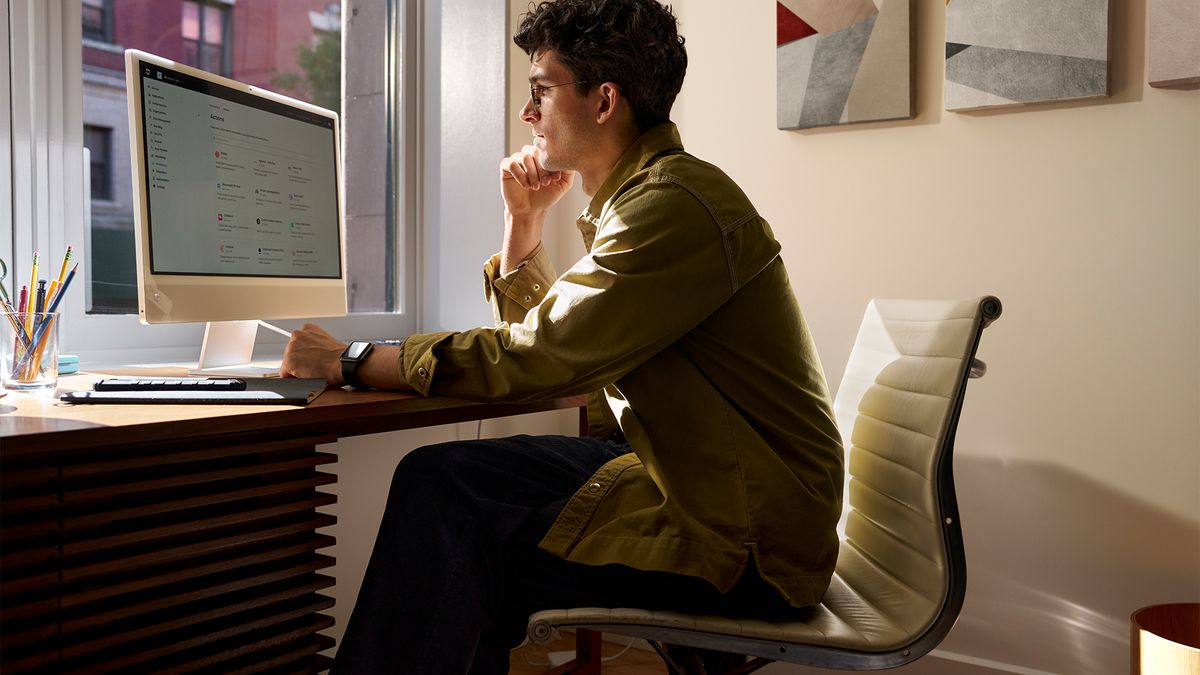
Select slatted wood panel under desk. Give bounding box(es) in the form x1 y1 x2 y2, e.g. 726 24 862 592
1 429 338 674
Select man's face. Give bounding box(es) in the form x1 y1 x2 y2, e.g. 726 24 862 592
523 50 594 172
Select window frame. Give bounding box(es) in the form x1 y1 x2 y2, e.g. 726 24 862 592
0 1 11 284
6 0 421 366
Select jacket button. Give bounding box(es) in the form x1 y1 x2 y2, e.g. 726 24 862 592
587 482 602 494
418 367 428 378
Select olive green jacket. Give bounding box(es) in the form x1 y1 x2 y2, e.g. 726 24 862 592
398 123 844 607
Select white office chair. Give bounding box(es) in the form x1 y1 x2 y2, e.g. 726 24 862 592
528 296 1002 673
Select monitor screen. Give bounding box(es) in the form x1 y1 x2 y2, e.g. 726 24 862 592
125 49 347 328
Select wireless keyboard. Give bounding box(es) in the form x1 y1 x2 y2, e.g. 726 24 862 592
93 377 247 392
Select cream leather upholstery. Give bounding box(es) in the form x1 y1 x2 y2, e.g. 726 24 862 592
528 296 1002 670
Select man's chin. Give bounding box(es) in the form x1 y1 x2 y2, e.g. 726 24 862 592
532 142 562 172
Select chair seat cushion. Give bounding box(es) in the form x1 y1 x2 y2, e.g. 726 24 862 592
529 542 940 653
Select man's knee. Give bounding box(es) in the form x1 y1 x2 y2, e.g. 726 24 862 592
389 439 501 497
391 441 455 489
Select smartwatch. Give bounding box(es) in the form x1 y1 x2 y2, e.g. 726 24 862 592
340 341 374 389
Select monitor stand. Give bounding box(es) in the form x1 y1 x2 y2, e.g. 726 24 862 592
189 320 290 378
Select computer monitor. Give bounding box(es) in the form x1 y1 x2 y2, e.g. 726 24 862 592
124 49 347 375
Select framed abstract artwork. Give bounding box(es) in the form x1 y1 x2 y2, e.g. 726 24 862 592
945 0 1111 111
1148 0 1200 89
776 0 914 130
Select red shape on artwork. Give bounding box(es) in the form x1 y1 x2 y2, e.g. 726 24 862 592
777 3 817 46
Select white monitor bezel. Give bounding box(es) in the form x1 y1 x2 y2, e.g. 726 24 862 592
124 49 348 326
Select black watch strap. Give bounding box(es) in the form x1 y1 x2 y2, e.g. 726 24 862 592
340 341 374 389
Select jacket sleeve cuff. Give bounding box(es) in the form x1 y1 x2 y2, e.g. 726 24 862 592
483 244 557 324
399 331 456 395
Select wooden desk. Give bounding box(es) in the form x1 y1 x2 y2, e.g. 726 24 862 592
1 373 586 674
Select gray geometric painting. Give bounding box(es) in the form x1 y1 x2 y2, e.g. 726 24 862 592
777 0 914 129
945 0 1111 111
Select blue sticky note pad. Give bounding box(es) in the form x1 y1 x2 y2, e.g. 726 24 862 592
58 354 80 374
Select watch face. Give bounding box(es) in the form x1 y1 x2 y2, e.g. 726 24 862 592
345 341 371 359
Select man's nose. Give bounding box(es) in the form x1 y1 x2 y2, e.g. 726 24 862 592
520 98 539 123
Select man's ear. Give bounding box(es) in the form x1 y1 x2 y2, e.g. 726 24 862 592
595 82 622 125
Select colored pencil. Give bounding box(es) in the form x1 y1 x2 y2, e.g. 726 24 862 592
23 252 37 336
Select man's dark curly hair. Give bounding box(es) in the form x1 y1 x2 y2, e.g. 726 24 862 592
514 0 687 132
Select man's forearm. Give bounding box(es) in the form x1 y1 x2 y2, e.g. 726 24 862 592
500 211 545 275
358 344 410 390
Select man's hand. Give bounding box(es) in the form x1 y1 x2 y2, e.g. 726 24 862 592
499 145 575 217
280 323 346 385
499 146 574 274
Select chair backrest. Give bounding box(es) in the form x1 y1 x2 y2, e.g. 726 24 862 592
829 296 1001 660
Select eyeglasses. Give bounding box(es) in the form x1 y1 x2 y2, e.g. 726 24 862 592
528 80 600 111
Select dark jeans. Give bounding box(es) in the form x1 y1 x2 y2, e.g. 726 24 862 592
333 435 790 675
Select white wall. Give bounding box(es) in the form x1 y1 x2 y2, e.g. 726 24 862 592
510 1 1200 673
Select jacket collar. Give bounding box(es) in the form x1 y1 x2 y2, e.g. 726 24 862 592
584 122 684 224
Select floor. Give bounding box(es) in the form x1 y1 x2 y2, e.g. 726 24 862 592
509 631 667 675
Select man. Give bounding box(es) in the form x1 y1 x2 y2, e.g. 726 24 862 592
282 1 844 672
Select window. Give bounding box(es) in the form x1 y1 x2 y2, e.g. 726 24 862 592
83 125 112 201
7 0 506 363
68 0 414 358
81 0 109 43
181 1 230 76
78 0 397 322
